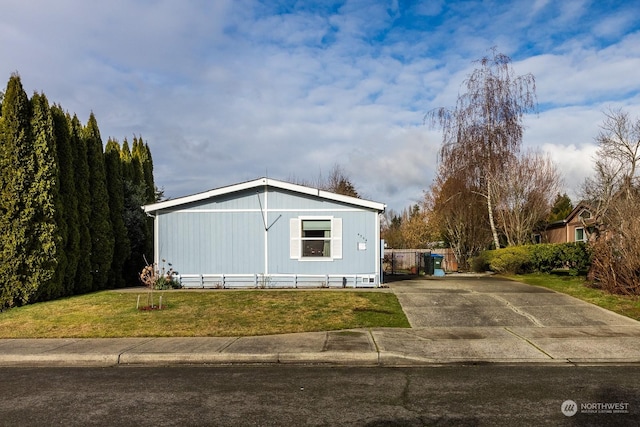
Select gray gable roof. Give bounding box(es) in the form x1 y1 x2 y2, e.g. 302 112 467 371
143 177 386 214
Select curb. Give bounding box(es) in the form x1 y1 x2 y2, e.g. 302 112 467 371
4 351 640 368
0 353 120 367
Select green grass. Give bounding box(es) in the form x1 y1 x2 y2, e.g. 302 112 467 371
0 289 410 338
507 273 640 321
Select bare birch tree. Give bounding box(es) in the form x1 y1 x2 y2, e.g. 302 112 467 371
493 151 561 246
426 48 537 248
583 109 640 294
596 108 640 182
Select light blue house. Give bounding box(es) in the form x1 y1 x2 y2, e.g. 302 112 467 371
143 178 386 288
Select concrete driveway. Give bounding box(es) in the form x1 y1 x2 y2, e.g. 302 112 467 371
390 275 636 328
373 275 640 364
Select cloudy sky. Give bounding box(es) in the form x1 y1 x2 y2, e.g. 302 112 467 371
2 0 639 211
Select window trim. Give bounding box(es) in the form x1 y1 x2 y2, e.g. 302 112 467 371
290 216 342 261
575 227 585 242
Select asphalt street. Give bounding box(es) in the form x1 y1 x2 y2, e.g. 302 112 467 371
1 365 638 426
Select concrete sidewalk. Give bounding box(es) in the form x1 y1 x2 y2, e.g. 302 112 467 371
2 276 640 367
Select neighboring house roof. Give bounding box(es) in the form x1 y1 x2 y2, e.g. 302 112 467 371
543 201 593 229
541 201 593 236
564 201 594 225
143 177 386 214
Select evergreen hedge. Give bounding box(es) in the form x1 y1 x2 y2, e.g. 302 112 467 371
475 242 591 276
0 74 156 309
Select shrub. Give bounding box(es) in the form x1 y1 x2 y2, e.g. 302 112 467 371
484 242 591 275
487 246 531 274
561 242 591 276
470 252 490 273
529 244 563 273
153 274 182 290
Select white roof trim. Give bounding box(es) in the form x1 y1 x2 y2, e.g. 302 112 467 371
143 177 386 213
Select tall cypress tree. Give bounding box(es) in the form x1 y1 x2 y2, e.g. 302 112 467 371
132 136 157 203
1 74 161 303
105 138 130 288
142 142 157 261
71 114 93 293
0 74 33 308
84 113 114 290
51 106 80 296
120 138 133 182
29 92 61 301
141 141 156 203
132 136 155 263
0 76 58 307
131 136 144 186
121 139 148 283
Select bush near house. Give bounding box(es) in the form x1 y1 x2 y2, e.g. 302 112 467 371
474 242 591 275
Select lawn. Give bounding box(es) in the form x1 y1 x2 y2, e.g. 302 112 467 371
507 273 640 321
0 289 410 338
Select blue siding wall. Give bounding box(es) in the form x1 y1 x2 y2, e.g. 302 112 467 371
158 211 264 274
154 187 380 287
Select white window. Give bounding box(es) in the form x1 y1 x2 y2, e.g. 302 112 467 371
575 227 585 242
301 219 331 257
290 217 342 260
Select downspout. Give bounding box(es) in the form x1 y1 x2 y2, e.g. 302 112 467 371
376 208 384 287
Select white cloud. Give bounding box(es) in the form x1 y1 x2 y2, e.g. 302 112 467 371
524 105 619 202
1 0 639 213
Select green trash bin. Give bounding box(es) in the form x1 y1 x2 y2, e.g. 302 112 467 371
424 253 434 275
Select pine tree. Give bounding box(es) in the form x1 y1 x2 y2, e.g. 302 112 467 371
105 138 130 288
51 106 80 296
84 113 114 290
29 92 62 301
548 193 573 223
